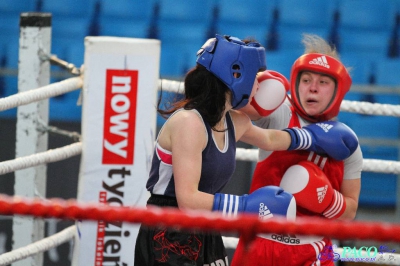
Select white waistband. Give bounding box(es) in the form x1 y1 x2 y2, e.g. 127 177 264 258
257 233 323 245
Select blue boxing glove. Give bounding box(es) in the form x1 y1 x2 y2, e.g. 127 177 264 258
284 121 358 161
212 186 296 220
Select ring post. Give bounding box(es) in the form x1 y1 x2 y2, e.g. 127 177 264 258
73 36 160 265
12 12 51 266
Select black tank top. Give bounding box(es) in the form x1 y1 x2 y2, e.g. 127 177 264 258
146 109 236 197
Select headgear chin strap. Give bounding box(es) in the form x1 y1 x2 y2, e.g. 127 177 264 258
289 53 352 122
196 34 266 109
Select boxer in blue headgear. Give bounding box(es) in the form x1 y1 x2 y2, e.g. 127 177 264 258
197 34 267 109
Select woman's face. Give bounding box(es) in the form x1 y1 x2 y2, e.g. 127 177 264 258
298 71 336 116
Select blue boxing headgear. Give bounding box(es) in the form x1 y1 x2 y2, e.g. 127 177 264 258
196 35 267 109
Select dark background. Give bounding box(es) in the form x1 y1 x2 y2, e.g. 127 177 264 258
0 119 81 265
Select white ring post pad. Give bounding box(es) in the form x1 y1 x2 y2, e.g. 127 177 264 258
74 37 160 265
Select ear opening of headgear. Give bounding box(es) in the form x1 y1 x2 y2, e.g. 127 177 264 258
196 34 266 109
289 53 352 122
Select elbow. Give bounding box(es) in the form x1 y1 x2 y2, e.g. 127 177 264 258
343 210 357 221
176 190 198 210
337 212 356 221
176 196 191 210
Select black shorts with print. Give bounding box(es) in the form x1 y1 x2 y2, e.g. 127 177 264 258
134 194 228 266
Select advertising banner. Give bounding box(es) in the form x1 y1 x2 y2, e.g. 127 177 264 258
74 36 160 265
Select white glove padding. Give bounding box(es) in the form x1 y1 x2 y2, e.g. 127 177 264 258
250 70 289 116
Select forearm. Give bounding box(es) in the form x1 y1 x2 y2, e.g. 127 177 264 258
176 190 214 211
337 179 360 220
263 129 292 151
241 127 292 151
338 196 358 220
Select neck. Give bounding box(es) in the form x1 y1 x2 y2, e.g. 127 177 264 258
213 112 227 132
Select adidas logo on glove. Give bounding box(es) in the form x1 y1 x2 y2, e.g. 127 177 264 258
316 123 333 133
317 185 328 203
309 55 330 69
259 203 274 220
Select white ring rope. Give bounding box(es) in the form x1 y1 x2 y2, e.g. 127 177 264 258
159 79 185 93
0 79 399 177
0 225 75 266
341 100 400 117
361 159 400 174
236 148 400 174
0 143 398 177
159 80 400 117
0 142 82 175
0 76 82 112
2 78 398 117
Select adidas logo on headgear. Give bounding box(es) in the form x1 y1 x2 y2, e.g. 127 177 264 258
309 55 330 69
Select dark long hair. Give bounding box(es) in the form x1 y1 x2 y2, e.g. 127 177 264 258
158 64 230 130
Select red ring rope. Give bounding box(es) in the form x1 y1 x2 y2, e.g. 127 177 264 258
1 194 400 242
1 194 399 264
0 193 400 265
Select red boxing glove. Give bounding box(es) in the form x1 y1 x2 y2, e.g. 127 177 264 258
279 161 346 219
250 70 289 116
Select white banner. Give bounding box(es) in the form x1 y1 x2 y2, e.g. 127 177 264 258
74 36 160 266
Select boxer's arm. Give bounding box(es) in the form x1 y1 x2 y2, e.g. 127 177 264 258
339 146 362 220
339 178 360 220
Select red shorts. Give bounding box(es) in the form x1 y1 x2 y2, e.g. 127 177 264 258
231 234 335 266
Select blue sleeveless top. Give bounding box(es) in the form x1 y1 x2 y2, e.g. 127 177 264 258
146 109 236 197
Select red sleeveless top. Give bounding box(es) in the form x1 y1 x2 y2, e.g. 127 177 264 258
250 108 344 217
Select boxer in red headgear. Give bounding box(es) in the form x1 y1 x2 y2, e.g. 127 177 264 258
232 34 363 266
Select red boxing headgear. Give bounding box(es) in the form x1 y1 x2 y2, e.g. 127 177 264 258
289 53 352 122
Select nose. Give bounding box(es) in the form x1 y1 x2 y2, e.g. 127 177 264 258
309 80 318 92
